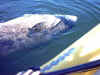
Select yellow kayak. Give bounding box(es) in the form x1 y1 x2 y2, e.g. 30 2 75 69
40 24 100 75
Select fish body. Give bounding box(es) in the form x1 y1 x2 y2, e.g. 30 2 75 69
0 14 77 56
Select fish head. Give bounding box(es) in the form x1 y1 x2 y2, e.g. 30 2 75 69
27 15 78 40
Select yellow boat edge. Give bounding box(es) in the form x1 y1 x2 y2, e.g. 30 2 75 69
40 24 100 75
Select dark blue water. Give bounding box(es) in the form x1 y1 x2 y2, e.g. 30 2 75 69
0 0 100 75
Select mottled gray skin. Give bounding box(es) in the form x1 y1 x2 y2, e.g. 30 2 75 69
0 14 77 56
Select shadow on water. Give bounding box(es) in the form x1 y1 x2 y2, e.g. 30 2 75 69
0 0 100 75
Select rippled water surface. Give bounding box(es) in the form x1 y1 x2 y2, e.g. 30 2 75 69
0 0 100 75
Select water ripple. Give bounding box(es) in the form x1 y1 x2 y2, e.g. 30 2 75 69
0 0 100 22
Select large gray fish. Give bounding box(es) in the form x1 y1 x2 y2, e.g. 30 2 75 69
0 14 77 56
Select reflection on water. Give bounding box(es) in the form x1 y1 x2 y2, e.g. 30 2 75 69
0 0 100 75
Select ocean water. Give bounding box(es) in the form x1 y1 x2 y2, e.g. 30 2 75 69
0 0 100 75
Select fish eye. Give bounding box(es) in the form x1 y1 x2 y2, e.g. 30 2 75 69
28 22 45 38
32 22 44 32
33 27 41 32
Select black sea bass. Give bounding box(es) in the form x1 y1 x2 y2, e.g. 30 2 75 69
0 14 77 56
